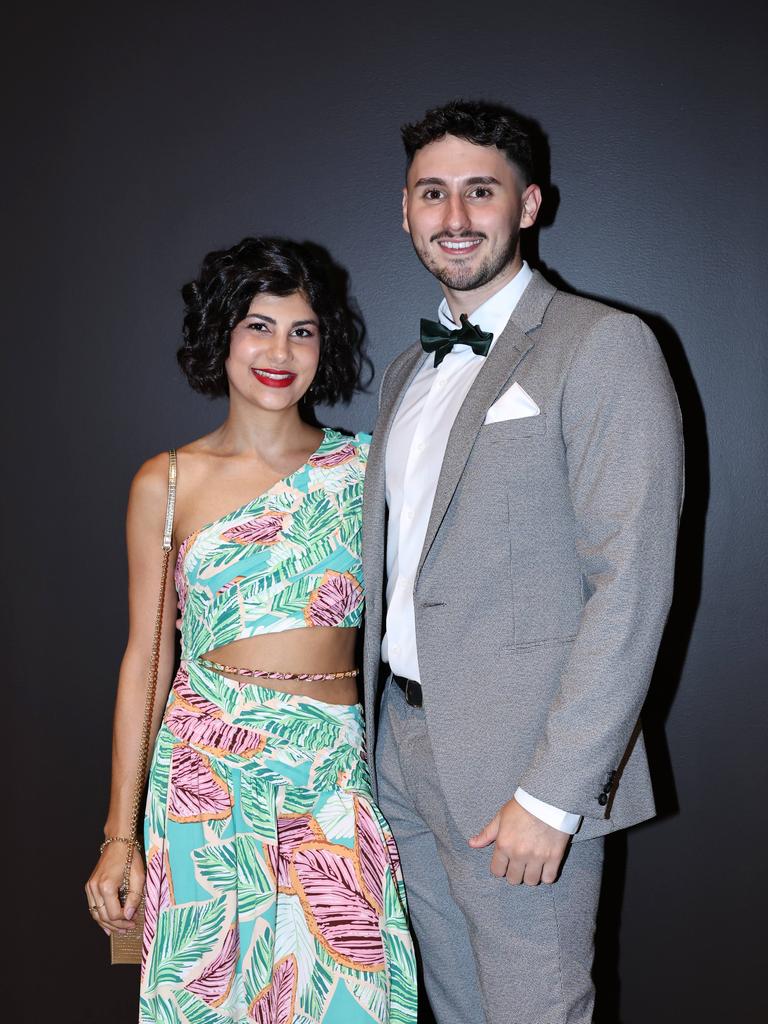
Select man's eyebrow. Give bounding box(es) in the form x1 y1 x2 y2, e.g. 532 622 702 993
413 175 503 187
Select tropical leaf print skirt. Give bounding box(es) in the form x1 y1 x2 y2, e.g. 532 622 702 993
140 659 417 1023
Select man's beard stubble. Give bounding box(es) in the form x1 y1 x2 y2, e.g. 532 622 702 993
412 228 520 292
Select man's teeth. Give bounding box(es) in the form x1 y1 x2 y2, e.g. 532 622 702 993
441 240 479 250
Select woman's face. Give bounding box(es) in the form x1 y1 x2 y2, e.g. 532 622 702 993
226 291 321 411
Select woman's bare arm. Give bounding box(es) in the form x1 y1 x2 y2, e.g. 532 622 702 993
85 453 179 935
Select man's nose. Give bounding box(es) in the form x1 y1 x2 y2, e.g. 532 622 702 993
443 194 471 233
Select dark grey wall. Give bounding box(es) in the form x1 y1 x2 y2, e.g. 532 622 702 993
5 2 766 1021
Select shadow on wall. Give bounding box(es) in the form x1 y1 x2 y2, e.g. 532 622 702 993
297 239 375 433
518 113 709 1024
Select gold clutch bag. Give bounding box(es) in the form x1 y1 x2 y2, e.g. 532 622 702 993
110 450 176 965
110 899 146 965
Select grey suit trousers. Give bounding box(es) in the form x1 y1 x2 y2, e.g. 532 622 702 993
377 678 604 1024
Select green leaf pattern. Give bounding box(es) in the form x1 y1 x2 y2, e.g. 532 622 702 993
143 431 416 1021
178 430 369 658
142 669 416 1020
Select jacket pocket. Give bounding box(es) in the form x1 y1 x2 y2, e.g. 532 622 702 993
479 413 547 441
502 634 577 651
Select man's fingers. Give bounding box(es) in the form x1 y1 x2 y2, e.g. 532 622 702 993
468 813 501 848
504 858 525 885
489 848 510 878
522 859 544 886
541 860 559 885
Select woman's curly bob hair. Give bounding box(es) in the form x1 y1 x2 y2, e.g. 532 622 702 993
178 237 364 404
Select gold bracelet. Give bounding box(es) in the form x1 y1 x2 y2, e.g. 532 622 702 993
100 835 141 855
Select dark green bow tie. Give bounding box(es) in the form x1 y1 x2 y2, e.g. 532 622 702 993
420 314 493 367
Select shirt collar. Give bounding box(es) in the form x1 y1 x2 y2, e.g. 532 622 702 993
437 261 533 343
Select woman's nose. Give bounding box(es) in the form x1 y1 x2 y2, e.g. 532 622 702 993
266 331 291 363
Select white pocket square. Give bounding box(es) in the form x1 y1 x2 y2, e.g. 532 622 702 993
484 381 540 423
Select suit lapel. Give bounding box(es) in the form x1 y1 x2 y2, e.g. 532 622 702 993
362 343 425 619
415 271 557 585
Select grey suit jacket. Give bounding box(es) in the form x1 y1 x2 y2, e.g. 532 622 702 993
362 271 684 842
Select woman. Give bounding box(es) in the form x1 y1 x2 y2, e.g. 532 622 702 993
86 237 417 1023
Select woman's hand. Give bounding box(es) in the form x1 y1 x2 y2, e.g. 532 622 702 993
85 843 145 936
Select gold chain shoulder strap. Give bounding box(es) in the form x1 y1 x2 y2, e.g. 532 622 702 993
120 449 177 898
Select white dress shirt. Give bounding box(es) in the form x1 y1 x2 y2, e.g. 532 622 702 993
383 262 582 835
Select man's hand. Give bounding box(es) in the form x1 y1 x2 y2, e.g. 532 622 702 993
468 797 571 885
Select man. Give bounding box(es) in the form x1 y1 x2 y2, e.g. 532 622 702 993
361 100 683 1024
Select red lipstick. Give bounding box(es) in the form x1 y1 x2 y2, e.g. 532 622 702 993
251 367 297 388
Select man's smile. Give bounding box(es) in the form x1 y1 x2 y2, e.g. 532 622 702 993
436 237 484 256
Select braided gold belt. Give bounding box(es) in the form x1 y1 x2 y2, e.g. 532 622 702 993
199 657 358 682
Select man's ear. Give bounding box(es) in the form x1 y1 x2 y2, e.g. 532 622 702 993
520 184 543 229
402 187 411 235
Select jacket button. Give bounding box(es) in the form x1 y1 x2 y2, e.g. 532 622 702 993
597 793 609 806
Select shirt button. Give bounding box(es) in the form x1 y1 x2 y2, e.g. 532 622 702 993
404 507 415 521
415 441 426 453
391 643 401 654
436 379 446 390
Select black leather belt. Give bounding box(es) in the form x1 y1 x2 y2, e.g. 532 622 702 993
392 674 423 707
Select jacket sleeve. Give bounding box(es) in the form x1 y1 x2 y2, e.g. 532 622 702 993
517 311 684 819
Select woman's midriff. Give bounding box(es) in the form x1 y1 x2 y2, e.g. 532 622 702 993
198 625 360 705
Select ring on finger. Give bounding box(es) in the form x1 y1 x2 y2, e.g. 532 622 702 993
90 901 105 911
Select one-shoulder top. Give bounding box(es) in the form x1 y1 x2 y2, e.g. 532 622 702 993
175 429 371 659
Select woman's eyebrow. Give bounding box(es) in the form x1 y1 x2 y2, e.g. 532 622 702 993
244 313 276 324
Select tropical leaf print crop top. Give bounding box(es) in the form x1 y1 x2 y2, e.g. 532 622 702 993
175 429 370 659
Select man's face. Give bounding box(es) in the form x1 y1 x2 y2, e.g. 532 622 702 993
402 134 540 292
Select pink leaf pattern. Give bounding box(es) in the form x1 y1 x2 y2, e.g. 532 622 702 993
354 798 388 913
248 954 298 1024
165 703 265 759
290 843 385 970
167 743 232 822
174 531 196 615
265 814 326 890
221 514 287 546
385 830 402 878
171 665 222 717
141 432 418 1017
176 429 369 654
185 925 240 1007
303 570 363 628
142 846 173 970
308 443 356 467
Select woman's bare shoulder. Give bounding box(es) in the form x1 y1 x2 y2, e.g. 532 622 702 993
130 433 221 513
128 453 175 524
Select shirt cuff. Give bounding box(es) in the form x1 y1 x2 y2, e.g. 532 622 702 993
514 787 582 835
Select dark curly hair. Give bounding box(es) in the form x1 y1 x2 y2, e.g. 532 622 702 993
178 237 364 404
401 99 535 186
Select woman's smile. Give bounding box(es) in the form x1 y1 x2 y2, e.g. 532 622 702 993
250 367 298 388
